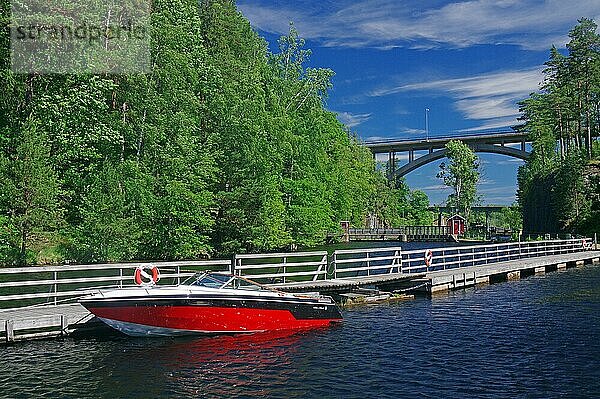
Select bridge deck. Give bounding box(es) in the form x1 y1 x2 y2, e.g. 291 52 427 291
364 130 526 153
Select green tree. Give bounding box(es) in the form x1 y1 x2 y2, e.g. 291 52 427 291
0 0 403 263
517 18 600 235
0 122 63 265
438 140 479 219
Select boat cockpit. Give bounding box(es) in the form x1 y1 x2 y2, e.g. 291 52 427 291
181 272 270 291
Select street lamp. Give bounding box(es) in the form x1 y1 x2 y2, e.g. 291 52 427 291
425 108 430 141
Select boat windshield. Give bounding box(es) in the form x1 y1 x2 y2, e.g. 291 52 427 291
182 272 266 291
182 273 231 288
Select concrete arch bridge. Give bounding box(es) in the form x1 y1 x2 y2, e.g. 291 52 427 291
364 130 530 177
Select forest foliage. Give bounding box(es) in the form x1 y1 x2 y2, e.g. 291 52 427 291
517 18 600 235
0 0 430 265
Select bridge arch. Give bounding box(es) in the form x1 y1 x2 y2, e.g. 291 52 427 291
395 144 530 177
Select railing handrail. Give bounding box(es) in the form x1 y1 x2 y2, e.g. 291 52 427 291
333 247 405 255
0 260 231 275
0 261 226 308
234 251 327 259
233 252 328 284
397 238 592 275
401 238 586 256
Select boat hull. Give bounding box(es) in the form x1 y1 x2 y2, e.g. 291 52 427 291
82 295 342 337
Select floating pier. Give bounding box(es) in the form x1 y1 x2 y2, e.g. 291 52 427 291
0 238 598 343
409 251 600 293
0 304 96 342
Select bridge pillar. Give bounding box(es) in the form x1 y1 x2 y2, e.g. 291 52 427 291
409 149 414 163
521 141 526 152
388 152 396 179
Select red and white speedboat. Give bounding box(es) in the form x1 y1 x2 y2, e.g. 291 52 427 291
79 271 342 337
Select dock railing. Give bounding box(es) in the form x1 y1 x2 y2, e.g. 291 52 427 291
233 251 328 284
0 260 230 309
330 238 593 278
0 238 594 309
400 238 593 274
332 247 402 279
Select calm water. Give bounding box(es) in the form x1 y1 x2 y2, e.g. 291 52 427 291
2 264 600 398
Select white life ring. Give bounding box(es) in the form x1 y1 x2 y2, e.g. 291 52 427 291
424 249 433 268
134 266 160 286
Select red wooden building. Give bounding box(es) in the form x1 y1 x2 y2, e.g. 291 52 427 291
447 214 466 235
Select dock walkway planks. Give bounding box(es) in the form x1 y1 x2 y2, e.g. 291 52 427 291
1 303 92 342
270 272 425 293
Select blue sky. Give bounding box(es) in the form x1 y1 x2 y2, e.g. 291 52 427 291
236 0 600 205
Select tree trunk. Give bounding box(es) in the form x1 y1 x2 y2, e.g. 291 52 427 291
20 229 27 266
557 107 565 160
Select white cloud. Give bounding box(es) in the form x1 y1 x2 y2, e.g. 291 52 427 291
238 0 600 50
335 111 372 127
370 68 543 127
370 68 542 99
478 185 518 195
482 195 518 204
364 135 388 142
398 127 427 135
420 184 449 191
459 117 523 132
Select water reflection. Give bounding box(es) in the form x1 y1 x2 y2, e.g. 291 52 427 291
92 329 323 398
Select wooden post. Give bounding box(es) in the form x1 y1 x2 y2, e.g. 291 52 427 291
535 266 545 275
333 252 338 279
230 254 237 275
5 320 14 343
60 315 68 335
442 249 446 270
53 271 58 306
507 271 520 280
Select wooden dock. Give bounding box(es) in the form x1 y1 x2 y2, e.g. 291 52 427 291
270 272 425 293
0 303 95 343
273 251 600 295
410 251 600 293
0 238 597 343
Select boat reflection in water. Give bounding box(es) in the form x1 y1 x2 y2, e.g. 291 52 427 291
95 328 333 398
80 271 343 337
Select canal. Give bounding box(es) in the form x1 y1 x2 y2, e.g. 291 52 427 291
1 251 599 398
